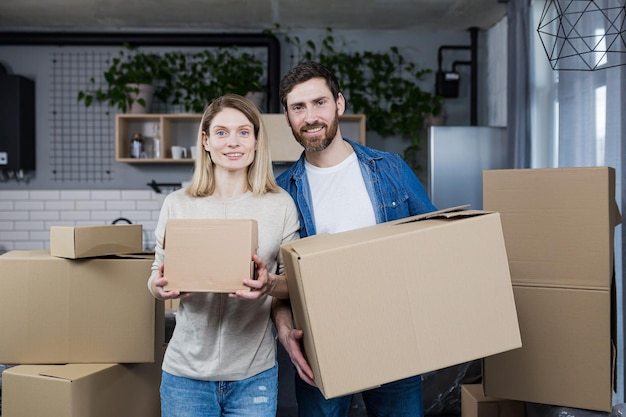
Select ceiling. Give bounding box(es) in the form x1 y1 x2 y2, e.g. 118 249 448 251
0 0 507 32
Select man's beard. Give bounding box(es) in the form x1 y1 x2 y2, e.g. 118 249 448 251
291 112 340 152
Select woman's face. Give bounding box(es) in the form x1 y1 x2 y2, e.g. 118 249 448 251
203 107 257 172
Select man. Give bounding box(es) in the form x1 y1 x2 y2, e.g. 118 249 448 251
273 61 437 417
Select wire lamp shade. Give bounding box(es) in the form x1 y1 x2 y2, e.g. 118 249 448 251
537 0 626 70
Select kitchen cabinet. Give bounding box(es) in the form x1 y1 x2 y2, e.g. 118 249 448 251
115 113 366 163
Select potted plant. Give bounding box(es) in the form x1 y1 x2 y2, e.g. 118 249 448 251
77 43 172 113
163 47 266 113
272 26 443 173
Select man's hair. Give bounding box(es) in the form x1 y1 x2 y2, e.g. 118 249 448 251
279 61 341 110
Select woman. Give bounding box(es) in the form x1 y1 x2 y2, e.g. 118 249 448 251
148 94 300 417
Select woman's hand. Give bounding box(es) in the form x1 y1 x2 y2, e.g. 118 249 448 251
151 263 189 300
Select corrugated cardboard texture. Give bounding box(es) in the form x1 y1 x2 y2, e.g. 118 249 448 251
461 384 525 417
483 167 619 289
482 167 619 412
484 286 612 411
164 219 258 292
281 209 521 399
0 250 156 364
50 224 143 259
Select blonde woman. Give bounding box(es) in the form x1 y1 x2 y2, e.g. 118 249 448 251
148 94 300 417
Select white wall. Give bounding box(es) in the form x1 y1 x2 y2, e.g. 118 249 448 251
0 188 165 253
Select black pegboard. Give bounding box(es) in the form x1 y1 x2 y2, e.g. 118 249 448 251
49 50 115 182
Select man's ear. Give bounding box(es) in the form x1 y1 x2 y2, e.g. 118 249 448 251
283 110 292 128
337 93 346 116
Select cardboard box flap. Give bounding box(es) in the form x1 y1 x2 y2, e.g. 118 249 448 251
4 365 53 378
402 206 489 223
285 207 492 259
39 364 118 381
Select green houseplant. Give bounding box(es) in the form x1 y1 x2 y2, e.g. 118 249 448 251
163 47 265 113
78 44 266 114
272 27 443 173
77 43 172 113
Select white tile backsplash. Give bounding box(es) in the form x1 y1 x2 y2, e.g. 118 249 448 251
0 189 163 253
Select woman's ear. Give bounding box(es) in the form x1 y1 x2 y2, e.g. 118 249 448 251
202 131 210 150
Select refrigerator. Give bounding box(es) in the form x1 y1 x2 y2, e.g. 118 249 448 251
427 126 509 210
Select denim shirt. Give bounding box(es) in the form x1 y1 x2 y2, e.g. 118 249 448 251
276 138 437 238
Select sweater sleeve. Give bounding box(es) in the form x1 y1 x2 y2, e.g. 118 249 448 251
147 194 171 298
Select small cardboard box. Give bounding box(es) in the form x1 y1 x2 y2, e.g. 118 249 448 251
280 208 521 399
163 219 258 293
50 224 143 259
0 250 157 364
482 167 620 412
461 384 525 417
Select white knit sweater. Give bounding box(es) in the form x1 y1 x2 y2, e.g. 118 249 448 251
148 188 300 381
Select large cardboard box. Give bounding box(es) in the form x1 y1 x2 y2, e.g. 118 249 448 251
281 208 521 399
0 250 157 364
50 224 143 259
163 219 258 292
1 302 165 417
2 346 165 417
461 384 525 417
482 167 620 412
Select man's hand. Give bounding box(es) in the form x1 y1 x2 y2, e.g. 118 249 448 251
230 254 289 299
279 325 316 386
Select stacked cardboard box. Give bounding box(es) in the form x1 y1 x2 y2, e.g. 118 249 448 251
482 167 620 412
461 384 525 417
0 224 164 417
281 207 522 399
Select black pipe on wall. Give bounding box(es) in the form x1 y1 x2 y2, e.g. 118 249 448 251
436 26 479 126
469 27 478 126
0 32 282 113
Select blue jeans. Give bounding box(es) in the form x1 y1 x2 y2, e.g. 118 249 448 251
160 365 278 417
295 374 423 417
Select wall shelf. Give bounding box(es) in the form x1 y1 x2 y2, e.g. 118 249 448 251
116 113 367 164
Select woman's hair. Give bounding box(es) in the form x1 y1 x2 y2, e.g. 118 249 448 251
185 94 279 197
278 61 341 110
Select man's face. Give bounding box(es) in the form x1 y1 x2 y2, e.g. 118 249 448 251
284 78 344 152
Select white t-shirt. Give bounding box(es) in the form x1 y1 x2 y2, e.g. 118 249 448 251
305 152 376 234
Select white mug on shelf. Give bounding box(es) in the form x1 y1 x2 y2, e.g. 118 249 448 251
171 146 188 159
190 146 197 158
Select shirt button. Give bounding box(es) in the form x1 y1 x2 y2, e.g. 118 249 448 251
391 201 397 207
